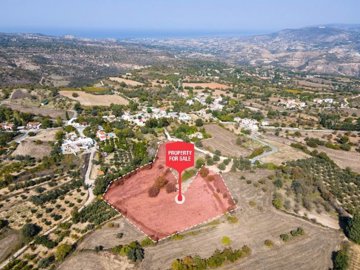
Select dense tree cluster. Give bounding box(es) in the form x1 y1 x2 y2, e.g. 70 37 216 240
21 223 42 241
332 243 349 270
320 113 360 131
346 212 360 244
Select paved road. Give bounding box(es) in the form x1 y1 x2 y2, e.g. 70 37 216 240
248 133 278 164
81 143 97 209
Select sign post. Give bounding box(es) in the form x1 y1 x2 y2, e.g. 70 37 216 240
166 142 194 204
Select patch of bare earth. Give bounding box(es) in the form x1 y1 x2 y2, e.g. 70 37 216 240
316 146 360 173
60 91 129 106
202 124 251 157
78 218 144 250
108 77 144 87
2 102 69 119
12 141 52 159
58 251 135 270
0 229 21 262
183 82 229 90
138 170 342 270
350 243 360 270
11 129 59 159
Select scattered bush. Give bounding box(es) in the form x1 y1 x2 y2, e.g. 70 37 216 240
148 186 160 197
165 182 177 193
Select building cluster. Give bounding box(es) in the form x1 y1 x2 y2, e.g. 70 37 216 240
234 117 259 132
278 99 306 110
186 93 225 111
103 107 192 127
0 121 42 131
61 132 94 155
96 126 116 141
313 98 335 106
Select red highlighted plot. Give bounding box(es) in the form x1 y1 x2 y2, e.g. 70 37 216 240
166 141 194 203
104 143 236 241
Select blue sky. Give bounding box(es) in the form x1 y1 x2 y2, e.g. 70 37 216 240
1 0 360 37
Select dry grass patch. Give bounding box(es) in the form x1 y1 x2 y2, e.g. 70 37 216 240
59 91 129 106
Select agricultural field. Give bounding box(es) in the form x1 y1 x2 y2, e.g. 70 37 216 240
2 101 70 119
108 77 144 87
349 243 360 270
59 91 129 106
59 251 135 270
11 129 60 159
0 228 21 262
182 82 230 90
202 124 252 157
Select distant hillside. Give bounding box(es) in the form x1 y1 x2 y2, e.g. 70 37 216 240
142 25 360 77
1 25 360 87
0 33 175 87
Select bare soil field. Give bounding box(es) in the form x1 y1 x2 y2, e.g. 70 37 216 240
0 229 21 263
350 243 360 270
12 140 52 159
316 146 360 173
104 143 235 241
28 128 60 142
259 134 310 165
183 82 230 90
11 129 59 159
267 131 360 172
138 170 342 270
202 124 251 157
109 77 144 87
58 251 135 270
10 89 32 99
59 91 129 106
2 101 70 119
78 217 144 250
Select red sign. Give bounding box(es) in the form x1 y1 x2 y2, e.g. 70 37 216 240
166 142 195 203
166 142 194 173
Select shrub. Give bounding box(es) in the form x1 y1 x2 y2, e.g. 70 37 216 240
290 227 304 237
38 255 55 268
346 212 360 244
221 236 232 246
34 235 57 249
272 198 283 209
148 186 160 198
332 243 349 270
154 176 168 188
195 158 205 169
264 239 274 247
21 223 41 240
165 182 177 193
55 244 73 261
280 233 290 242
199 167 209 178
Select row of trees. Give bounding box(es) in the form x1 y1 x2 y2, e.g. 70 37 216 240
72 200 117 226
30 179 83 205
171 246 251 270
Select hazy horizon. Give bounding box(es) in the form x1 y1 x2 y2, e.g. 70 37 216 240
1 0 360 39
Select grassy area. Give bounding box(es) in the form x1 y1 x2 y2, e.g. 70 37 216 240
182 169 197 181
